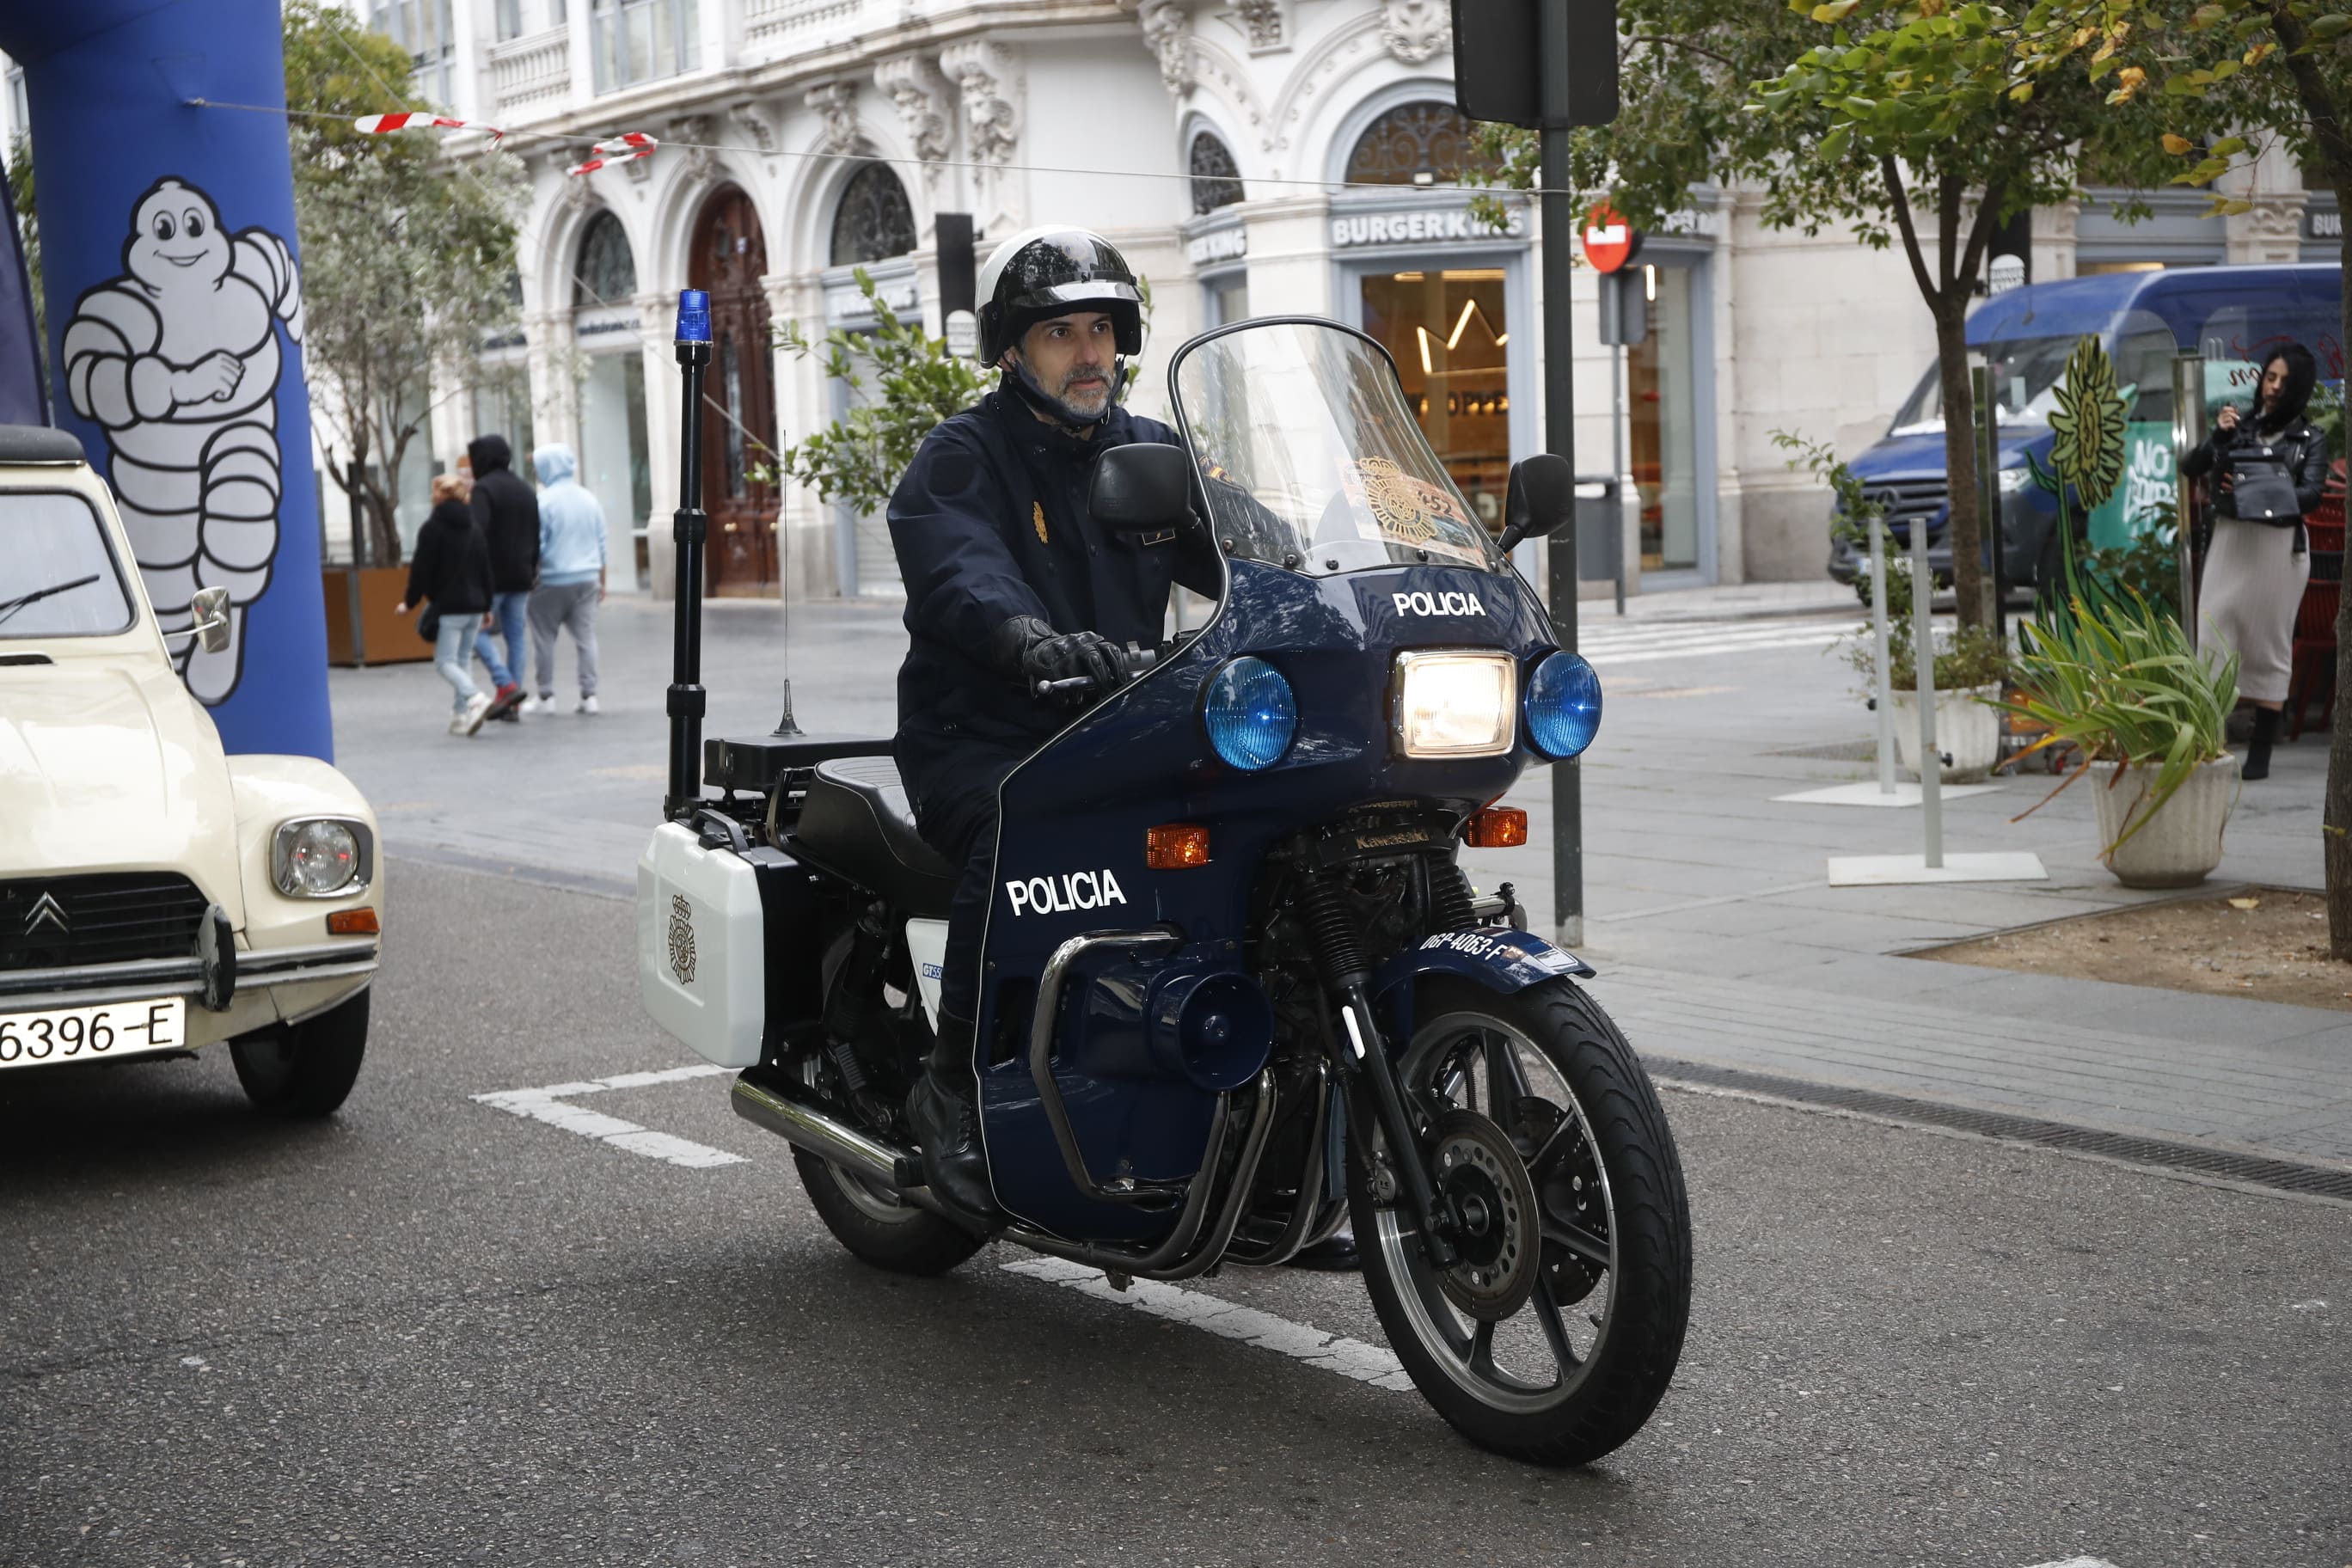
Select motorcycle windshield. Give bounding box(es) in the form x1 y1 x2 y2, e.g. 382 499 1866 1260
1170 319 1505 577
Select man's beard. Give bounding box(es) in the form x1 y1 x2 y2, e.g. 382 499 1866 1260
1051 367 1114 421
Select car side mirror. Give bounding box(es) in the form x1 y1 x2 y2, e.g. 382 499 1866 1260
1090 442 1194 531
1498 454 1576 554
192 585 231 654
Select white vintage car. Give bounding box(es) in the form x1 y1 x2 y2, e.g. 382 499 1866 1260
0 423 381 1114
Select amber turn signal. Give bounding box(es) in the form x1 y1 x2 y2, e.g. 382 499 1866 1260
1147 824 1212 869
327 908 380 937
1463 807 1528 848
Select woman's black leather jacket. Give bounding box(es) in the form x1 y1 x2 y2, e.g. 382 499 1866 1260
2179 413 2328 551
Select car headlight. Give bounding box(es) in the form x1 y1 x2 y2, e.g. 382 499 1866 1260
1393 651 1516 758
1525 650 1603 758
272 818 371 898
1202 657 1297 771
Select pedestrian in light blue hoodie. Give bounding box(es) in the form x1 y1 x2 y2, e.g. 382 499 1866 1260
523 443 607 714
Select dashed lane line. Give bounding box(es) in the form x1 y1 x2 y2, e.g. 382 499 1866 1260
1001 1257 1413 1391
471 1063 743 1168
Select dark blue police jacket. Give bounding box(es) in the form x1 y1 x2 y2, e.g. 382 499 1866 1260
888 383 1221 828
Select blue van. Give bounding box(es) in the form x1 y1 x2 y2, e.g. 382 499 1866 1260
1829 263 2345 589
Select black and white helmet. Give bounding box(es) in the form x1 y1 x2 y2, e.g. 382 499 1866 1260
977 227 1144 364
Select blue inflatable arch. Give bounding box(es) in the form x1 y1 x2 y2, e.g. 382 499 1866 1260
2 1 332 760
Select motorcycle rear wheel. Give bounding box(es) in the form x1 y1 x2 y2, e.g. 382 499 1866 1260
793 1148 986 1277
1349 977 1691 1467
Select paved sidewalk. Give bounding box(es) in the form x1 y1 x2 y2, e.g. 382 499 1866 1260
329 588 2350 1167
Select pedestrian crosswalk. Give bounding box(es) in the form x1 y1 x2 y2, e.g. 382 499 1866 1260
1569 615 1851 668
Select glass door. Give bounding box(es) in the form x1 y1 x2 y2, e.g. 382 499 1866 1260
1628 263 1700 573
1357 268 1513 534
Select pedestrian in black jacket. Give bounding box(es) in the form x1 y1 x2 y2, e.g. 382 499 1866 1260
2179 342 2324 780
467 433 540 718
397 474 497 736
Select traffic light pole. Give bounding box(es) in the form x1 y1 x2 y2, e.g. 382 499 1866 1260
1539 2 1582 946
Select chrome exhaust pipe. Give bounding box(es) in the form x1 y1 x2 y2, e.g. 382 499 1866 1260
729 1074 984 1232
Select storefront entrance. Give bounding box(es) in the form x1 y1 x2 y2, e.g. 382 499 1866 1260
1357 268 1513 533
1626 260 1706 577
688 185 779 596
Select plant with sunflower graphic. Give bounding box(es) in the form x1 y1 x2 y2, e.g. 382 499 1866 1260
2003 334 2239 857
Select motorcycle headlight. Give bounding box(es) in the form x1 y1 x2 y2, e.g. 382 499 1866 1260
1524 650 1603 759
1202 657 1296 771
272 818 371 898
1393 651 1516 759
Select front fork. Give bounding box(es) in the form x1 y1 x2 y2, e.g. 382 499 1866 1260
1301 873 1460 1270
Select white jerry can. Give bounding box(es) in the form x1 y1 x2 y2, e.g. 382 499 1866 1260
637 821 766 1067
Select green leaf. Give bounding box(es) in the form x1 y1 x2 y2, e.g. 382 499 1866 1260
1811 0 1860 21
2210 134 2247 156
1818 124 1853 162
2310 15 2352 40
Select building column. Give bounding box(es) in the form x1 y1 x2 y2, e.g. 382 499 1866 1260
765 271 838 603
525 308 580 458
2223 141 2309 264
636 289 681 599
1240 195 1335 317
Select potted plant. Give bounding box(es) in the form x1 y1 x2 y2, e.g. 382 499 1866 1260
1841 558 2012 782
2005 337 2243 887
1774 429 2012 782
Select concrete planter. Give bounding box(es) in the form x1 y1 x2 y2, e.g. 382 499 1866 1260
2087 754 2241 888
1890 684 2002 783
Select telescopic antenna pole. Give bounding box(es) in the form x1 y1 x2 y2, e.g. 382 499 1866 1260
665 289 713 820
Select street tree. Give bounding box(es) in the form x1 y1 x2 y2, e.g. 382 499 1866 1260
1464 0 2186 630
283 0 522 567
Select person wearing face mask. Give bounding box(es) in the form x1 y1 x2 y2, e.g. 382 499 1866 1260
2180 342 2324 781
883 227 1222 1216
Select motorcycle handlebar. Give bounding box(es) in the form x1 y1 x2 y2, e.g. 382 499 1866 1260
1034 643 1161 699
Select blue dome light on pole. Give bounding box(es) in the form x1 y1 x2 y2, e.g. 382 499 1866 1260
1525 651 1603 759
675 288 712 346
1202 657 1296 771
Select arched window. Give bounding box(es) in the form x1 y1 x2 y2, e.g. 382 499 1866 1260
1344 101 1484 187
1190 132 1243 215
830 163 918 266
573 211 637 307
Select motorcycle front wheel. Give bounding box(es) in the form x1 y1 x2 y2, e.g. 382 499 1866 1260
1349 977 1692 1467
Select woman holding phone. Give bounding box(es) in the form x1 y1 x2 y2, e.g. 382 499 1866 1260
2179 342 2324 781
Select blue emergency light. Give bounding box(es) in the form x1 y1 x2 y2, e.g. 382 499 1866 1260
676 288 712 346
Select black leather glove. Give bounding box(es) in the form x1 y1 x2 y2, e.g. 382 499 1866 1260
991 616 1124 705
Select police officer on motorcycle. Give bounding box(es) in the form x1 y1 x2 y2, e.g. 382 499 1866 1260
888 227 1221 1216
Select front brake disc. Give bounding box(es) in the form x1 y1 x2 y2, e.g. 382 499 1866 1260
1430 1109 1542 1323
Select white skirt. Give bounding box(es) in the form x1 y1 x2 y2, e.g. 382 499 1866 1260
2199 517 2312 703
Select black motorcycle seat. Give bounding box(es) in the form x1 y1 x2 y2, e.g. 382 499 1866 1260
793 756 959 920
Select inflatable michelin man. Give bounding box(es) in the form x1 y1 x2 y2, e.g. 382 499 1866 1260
62 177 304 704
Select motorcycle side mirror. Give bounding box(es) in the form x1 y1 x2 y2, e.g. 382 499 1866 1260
1498 453 1576 554
1090 442 1194 532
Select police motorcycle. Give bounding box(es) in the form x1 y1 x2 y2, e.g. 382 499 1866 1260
636 293 1693 1467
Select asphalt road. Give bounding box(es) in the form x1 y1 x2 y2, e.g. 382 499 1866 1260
3 858 2347 1567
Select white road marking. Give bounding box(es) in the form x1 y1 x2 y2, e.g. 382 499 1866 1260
1586 630 1845 667
1001 1257 1413 1391
2024 1559 2123 1567
471 1063 743 1169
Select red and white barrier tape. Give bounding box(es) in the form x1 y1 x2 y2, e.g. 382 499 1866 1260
353 113 503 141
568 135 659 176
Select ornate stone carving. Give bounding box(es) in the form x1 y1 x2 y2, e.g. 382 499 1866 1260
941 40 1020 167
1380 0 1449 64
805 81 861 155
670 112 721 187
874 53 952 182
1136 0 1193 94
731 97 781 156
552 151 591 214
941 40 1023 230
1231 0 1283 51
2229 195 2308 265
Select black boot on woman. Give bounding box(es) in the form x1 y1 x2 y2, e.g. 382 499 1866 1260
2244 707 2281 781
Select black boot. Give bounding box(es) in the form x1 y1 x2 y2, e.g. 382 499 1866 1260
2244 707 2281 781
905 1011 997 1217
